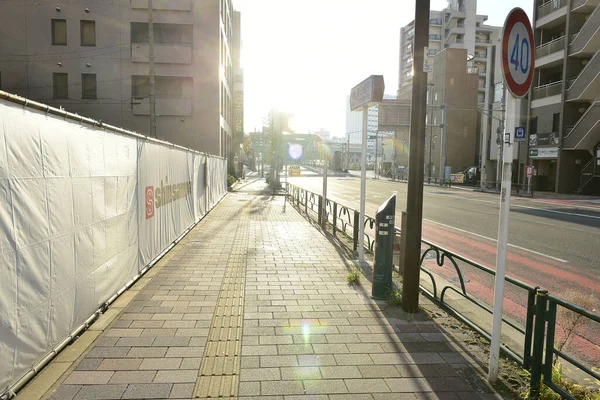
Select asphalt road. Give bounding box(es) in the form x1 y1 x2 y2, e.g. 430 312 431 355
288 171 600 302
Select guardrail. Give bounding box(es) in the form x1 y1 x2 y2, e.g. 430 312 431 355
286 182 599 399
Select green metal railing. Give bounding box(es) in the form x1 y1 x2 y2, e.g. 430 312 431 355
287 183 600 399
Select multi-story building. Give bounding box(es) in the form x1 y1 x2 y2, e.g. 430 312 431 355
232 10 244 175
398 0 502 177
528 0 600 194
344 94 395 167
398 0 501 100
428 48 480 178
0 0 236 157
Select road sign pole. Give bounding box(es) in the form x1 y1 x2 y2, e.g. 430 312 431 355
489 120 513 383
359 107 368 263
489 7 534 383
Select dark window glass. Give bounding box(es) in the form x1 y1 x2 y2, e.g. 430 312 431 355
82 73 97 99
81 20 96 46
52 19 67 45
53 73 68 99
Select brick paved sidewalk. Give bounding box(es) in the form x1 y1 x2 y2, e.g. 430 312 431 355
30 177 503 399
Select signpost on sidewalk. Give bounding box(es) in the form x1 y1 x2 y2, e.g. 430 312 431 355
350 75 385 263
526 165 534 195
488 7 535 384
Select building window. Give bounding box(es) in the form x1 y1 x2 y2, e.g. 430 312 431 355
53 73 68 99
130 22 193 45
132 75 192 99
52 19 67 45
82 73 97 99
81 20 96 46
552 113 560 133
530 117 538 134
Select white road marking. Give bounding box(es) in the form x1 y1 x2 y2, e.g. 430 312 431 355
424 219 569 263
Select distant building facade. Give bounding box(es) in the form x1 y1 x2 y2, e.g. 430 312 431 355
0 0 237 157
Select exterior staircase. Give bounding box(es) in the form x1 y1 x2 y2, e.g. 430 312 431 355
577 156 600 194
570 3 600 56
563 101 600 150
567 51 600 101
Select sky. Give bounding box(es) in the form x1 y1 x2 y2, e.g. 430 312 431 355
233 0 533 137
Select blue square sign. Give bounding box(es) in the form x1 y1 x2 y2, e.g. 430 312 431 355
515 127 526 142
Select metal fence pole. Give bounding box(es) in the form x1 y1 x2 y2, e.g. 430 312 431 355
544 302 558 379
333 202 338 235
318 195 323 225
353 210 360 251
523 289 536 369
530 289 548 398
304 190 308 214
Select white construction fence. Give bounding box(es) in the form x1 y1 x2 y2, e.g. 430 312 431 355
0 92 228 395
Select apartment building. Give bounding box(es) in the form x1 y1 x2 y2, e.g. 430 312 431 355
0 0 236 157
428 48 480 178
398 0 501 102
528 0 600 194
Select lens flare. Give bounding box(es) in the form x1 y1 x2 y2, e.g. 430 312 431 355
288 143 303 160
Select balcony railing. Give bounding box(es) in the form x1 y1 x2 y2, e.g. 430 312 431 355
475 52 488 59
476 38 491 44
427 49 439 56
535 36 566 58
430 19 442 25
537 0 567 19
429 34 442 40
532 81 563 100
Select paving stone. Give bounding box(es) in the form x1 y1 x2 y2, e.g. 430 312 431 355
261 380 305 396
139 357 182 370
108 371 156 384
260 355 298 367
73 384 127 399
154 369 198 383
169 383 195 399
85 347 131 358
345 378 390 393
385 378 433 392
280 366 321 380
152 336 191 347
320 366 362 379
126 346 168 358
63 371 114 385
240 367 280 381
74 358 102 371
303 379 348 394
122 383 173 399
47 385 82 400
97 358 142 371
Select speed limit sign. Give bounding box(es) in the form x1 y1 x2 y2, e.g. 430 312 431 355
502 8 535 98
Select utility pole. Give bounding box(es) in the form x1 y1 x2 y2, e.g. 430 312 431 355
496 86 506 192
401 0 430 313
439 104 448 184
148 0 156 137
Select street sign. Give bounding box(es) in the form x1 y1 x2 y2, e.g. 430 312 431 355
501 8 535 98
515 127 526 142
526 165 534 178
350 75 385 111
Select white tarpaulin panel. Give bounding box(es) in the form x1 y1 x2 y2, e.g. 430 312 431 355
0 99 139 391
0 96 227 394
137 142 195 266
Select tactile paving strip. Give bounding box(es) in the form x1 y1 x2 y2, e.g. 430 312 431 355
194 219 248 398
